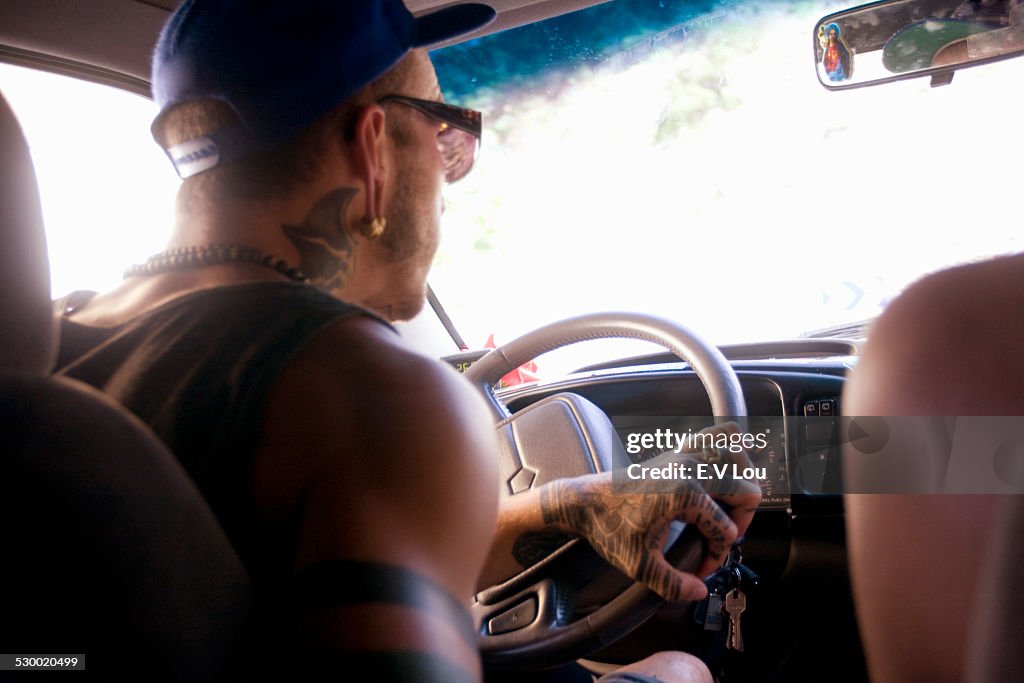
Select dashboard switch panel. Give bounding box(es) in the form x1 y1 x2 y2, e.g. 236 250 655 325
488 598 538 635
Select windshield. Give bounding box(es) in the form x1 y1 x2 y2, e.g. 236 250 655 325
2 0 1021 374
427 0 1022 361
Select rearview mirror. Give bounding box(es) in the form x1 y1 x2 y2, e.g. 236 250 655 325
814 0 1024 88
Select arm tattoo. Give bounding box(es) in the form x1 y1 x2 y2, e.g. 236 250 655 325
282 188 358 290
289 559 476 649
539 479 731 602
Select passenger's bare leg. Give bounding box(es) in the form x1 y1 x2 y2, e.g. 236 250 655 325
598 651 713 683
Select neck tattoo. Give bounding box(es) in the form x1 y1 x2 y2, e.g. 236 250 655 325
124 244 309 283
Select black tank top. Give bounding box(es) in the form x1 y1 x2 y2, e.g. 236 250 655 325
56 281 392 580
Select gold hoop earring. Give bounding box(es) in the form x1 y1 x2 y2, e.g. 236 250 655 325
360 216 386 240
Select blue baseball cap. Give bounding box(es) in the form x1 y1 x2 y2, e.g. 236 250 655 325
152 0 496 178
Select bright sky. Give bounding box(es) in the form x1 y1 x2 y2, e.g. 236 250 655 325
429 3 1024 369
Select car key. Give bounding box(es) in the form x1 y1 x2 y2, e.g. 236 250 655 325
725 588 746 652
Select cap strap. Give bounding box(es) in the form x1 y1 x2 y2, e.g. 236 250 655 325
163 124 257 179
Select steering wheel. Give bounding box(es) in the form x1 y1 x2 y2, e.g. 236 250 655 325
464 312 746 669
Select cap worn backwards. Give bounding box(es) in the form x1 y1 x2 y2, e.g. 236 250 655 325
151 0 495 178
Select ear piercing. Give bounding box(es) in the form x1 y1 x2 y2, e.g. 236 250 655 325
360 216 386 239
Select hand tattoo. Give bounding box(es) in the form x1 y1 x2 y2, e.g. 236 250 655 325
538 475 734 602
282 188 358 291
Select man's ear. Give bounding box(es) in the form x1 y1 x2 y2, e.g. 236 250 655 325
351 104 387 222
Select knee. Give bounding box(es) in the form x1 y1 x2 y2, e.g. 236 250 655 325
599 651 712 683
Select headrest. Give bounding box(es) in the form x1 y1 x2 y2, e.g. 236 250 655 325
0 91 56 374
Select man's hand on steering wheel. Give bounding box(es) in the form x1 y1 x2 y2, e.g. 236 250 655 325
537 422 762 602
467 312 757 664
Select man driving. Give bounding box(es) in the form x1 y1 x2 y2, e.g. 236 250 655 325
54 1 759 680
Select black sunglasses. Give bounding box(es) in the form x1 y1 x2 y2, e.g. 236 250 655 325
378 94 482 183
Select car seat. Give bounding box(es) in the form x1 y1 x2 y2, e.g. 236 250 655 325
0 90 254 681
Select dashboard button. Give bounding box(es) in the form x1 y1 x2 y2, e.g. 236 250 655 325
488 598 538 635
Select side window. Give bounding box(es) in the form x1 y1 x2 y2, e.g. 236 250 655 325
0 64 179 298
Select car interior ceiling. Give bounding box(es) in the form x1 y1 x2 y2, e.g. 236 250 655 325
0 0 603 91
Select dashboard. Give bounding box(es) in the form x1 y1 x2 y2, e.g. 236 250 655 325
497 354 853 510
449 342 870 681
